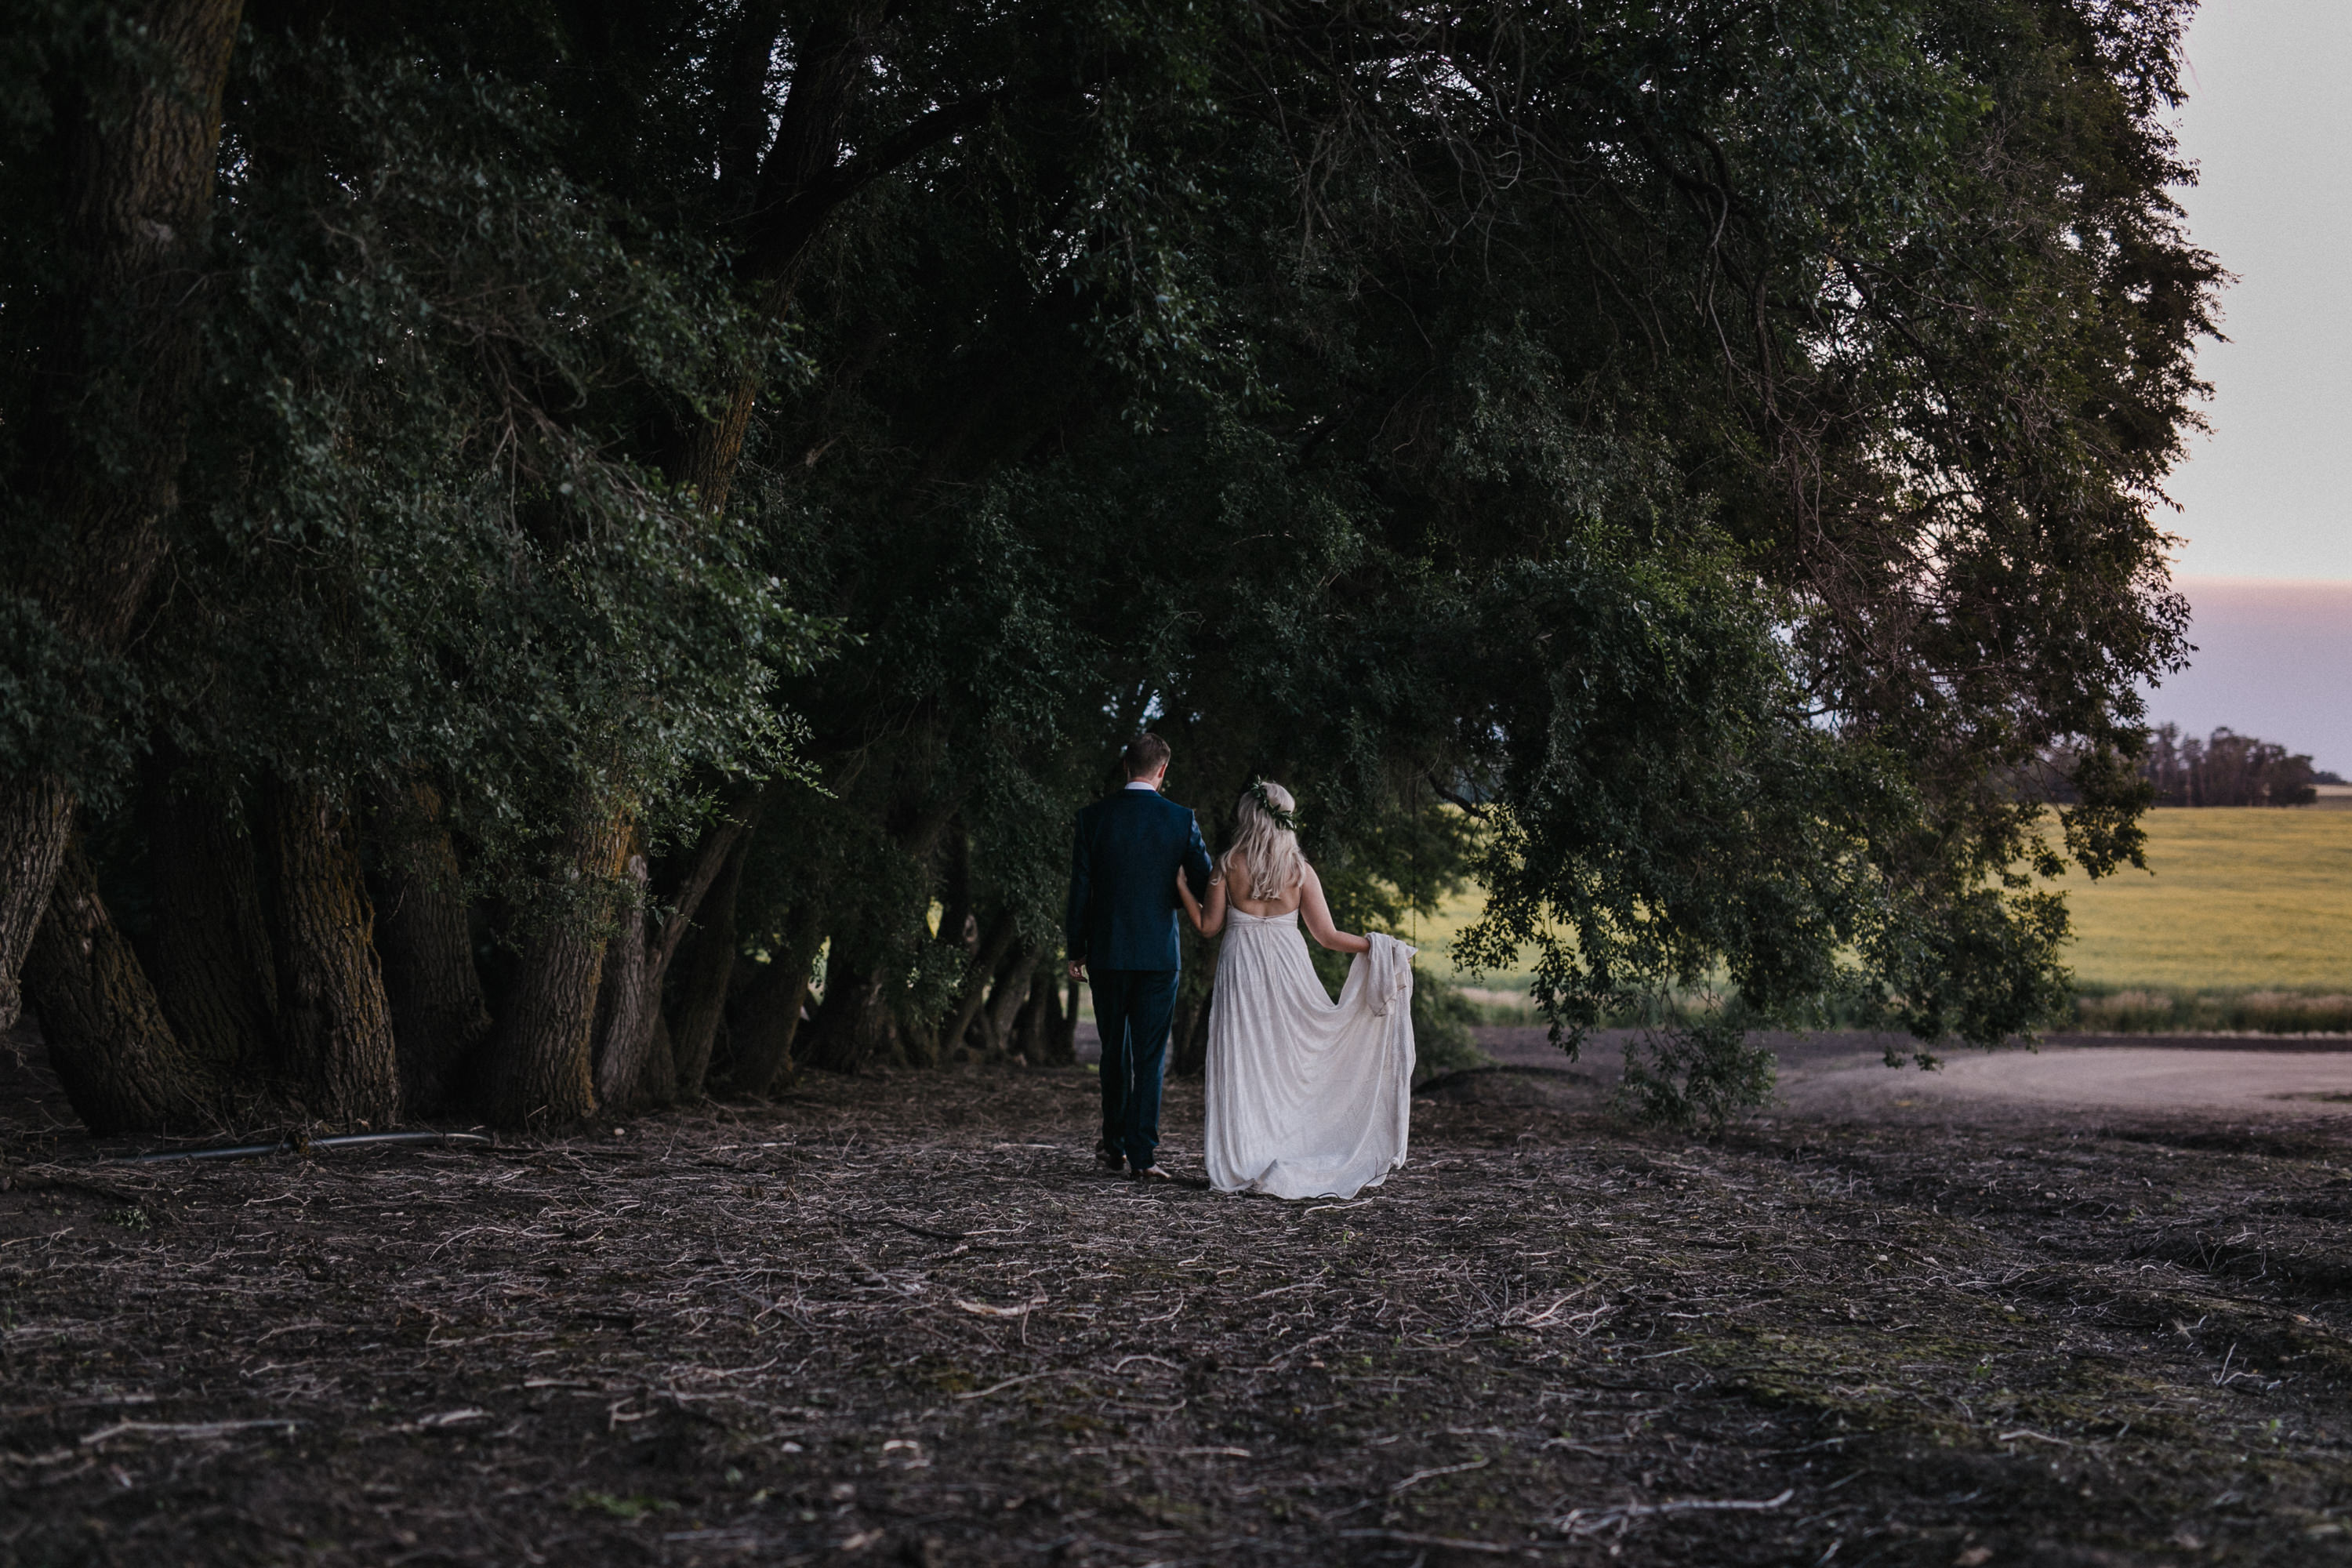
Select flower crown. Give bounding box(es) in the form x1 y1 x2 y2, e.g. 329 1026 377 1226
1247 779 1298 833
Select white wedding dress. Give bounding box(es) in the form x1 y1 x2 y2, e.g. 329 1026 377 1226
1202 913 1417 1200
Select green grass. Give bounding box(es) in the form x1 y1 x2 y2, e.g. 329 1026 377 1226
1402 807 2352 1029
2067 985 2352 1035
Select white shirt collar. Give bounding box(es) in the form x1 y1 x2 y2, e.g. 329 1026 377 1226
1123 780 1160 792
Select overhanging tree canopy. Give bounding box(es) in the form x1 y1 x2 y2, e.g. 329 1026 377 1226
0 0 2212 1134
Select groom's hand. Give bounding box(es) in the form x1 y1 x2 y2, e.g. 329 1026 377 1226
1067 960 1087 982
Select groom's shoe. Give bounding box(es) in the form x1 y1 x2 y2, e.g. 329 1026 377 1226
1094 1141 1127 1174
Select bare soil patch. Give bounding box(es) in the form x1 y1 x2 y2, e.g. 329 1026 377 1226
4 1031 2350 1566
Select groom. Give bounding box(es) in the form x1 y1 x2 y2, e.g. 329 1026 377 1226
1065 732 1214 1181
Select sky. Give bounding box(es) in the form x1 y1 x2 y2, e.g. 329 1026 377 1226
2137 0 2352 769
2150 579 2352 773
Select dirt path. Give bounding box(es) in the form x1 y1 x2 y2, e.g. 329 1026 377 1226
4 1034 2350 1566
1468 1025 2352 1123
1785 1044 2352 1120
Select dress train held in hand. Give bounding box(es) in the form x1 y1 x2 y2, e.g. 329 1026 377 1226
1203 913 1415 1200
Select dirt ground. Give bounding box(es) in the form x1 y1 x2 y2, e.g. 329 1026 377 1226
5 1027 2352 1567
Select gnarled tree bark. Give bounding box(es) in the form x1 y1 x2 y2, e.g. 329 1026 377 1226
24 840 220 1136
975 944 1042 1061
669 835 747 1100
370 779 489 1116
729 905 822 1096
936 909 1016 1061
644 1010 679 1107
0 780 82 1037
0 0 245 1033
260 781 399 1127
594 797 759 1109
478 806 629 1127
801 960 902 1073
144 774 278 1076
590 829 656 1109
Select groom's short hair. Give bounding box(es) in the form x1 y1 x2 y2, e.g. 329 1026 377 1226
1123 732 1171 779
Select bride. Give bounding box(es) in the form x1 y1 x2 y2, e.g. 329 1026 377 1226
1175 781 1416 1200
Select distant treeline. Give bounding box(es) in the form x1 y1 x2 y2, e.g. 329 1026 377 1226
2142 725 2327 807
2027 725 2328 807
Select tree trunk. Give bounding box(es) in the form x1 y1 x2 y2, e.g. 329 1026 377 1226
936 813 975 956
28 0 244 643
1171 976 1213 1077
666 7 884 510
0 779 87 1036
1011 968 1054 1064
369 779 489 1116
669 837 746 1100
593 800 760 1109
899 996 942 1070
976 945 1041 1060
937 910 1016 1061
590 832 656 1109
644 1009 679 1106
144 775 277 1076
802 962 902 1072
729 907 821 1095
260 781 399 1127
478 806 629 1127
24 840 220 1136
1037 971 1080 1067
0 0 245 1034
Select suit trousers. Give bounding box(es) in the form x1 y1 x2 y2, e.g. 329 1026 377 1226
1091 967 1180 1171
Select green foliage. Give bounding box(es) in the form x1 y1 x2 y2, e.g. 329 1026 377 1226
162 34 825 906
1617 1011 1780 1136
0 593 147 807
1409 969 1488 1086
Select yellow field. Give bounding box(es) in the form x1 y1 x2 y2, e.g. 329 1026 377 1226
2050 808 2352 989
1396 891 1539 993
1404 807 2352 994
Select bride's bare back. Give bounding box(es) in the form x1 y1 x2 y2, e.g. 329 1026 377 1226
1224 848 1300 917
1178 849 1369 954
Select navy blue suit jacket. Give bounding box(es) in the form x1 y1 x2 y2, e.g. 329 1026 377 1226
1065 788 1214 973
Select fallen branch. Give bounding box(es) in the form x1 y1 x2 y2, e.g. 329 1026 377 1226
80 1419 299 1446
951 1370 1072 1401
1390 1454 1491 1494
108 1131 495 1166
1555 1488 1795 1534
1336 1528 1521 1555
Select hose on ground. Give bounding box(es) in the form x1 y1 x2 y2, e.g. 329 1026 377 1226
111 1131 495 1165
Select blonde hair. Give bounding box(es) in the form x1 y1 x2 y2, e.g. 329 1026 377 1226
1222 781 1304 901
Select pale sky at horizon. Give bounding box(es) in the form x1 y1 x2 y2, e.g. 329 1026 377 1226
2162 0 2352 579
2129 2 2350 767
2148 576 2352 773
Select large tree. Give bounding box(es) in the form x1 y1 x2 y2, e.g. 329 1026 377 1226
0 0 2215 1135
0 0 245 1036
